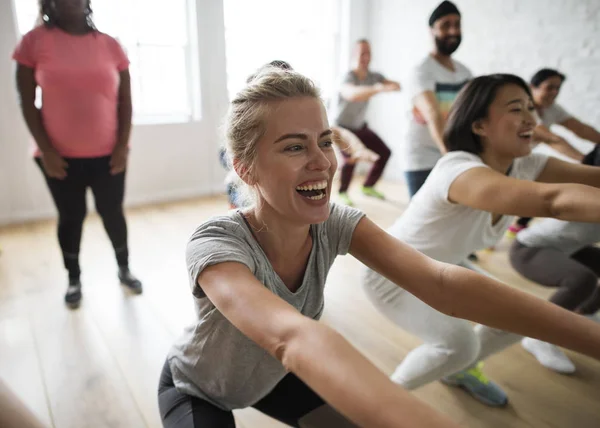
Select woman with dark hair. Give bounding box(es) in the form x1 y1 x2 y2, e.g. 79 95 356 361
362 74 600 407
12 0 142 309
530 69 600 145
508 68 600 235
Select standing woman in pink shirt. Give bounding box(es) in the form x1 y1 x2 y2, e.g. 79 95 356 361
13 0 142 308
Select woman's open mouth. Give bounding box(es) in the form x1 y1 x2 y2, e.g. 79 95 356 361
296 180 328 201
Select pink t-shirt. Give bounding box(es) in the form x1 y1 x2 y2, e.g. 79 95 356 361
13 26 130 158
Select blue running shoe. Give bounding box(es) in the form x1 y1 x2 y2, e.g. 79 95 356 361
442 362 508 407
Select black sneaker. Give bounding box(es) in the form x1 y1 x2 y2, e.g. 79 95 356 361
467 253 479 262
118 267 143 294
65 279 82 309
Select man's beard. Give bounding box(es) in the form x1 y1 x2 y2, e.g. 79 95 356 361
435 35 462 56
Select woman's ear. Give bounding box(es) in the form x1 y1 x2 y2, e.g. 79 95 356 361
233 158 256 185
471 119 487 137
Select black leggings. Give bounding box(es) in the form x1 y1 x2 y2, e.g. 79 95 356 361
509 241 600 314
516 217 532 228
35 156 129 280
158 361 328 428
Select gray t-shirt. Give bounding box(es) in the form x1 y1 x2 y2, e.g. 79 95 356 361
404 56 472 171
517 218 600 255
332 70 385 129
537 103 572 128
167 203 365 410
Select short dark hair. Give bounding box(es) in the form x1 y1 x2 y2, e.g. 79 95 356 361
530 68 566 87
444 74 533 155
40 0 97 31
429 1 461 27
356 39 369 45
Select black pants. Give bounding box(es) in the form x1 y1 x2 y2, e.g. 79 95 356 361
35 156 129 280
404 169 433 199
509 241 600 314
516 217 532 228
158 360 326 428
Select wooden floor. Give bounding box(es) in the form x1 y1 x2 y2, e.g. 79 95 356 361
1 180 599 428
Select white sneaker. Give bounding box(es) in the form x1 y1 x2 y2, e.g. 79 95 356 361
521 338 576 374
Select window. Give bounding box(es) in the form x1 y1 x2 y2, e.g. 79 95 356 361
223 0 343 105
12 0 199 124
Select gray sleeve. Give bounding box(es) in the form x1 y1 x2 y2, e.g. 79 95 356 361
342 71 357 85
186 219 256 298
551 104 573 124
326 203 366 256
373 72 386 83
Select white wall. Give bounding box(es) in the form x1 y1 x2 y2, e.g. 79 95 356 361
367 0 600 181
340 0 371 70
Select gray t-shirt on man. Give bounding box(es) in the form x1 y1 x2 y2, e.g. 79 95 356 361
167 203 365 410
332 70 385 129
538 103 572 128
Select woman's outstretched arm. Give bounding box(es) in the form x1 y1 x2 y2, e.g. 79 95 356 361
447 159 600 223
350 217 600 361
199 262 460 428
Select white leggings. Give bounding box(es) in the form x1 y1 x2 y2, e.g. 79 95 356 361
363 260 521 390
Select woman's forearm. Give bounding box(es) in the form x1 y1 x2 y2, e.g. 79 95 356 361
116 99 132 148
282 320 460 428
341 85 381 102
550 183 600 222
439 264 600 360
20 105 54 154
567 120 600 144
546 139 583 161
578 123 600 144
425 114 448 155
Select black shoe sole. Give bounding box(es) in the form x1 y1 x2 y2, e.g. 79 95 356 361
65 298 81 309
120 280 143 295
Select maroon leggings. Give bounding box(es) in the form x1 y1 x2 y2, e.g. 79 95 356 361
339 125 391 193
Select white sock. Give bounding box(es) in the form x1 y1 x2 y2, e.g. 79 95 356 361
521 338 576 374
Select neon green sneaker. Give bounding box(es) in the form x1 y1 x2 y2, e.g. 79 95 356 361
338 192 354 206
361 186 385 200
442 362 508 407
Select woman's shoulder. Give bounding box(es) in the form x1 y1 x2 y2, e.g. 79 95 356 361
436 151 484 169
94 31 124 46
326 203 364 224
19 25 48 41
189 211 247 239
